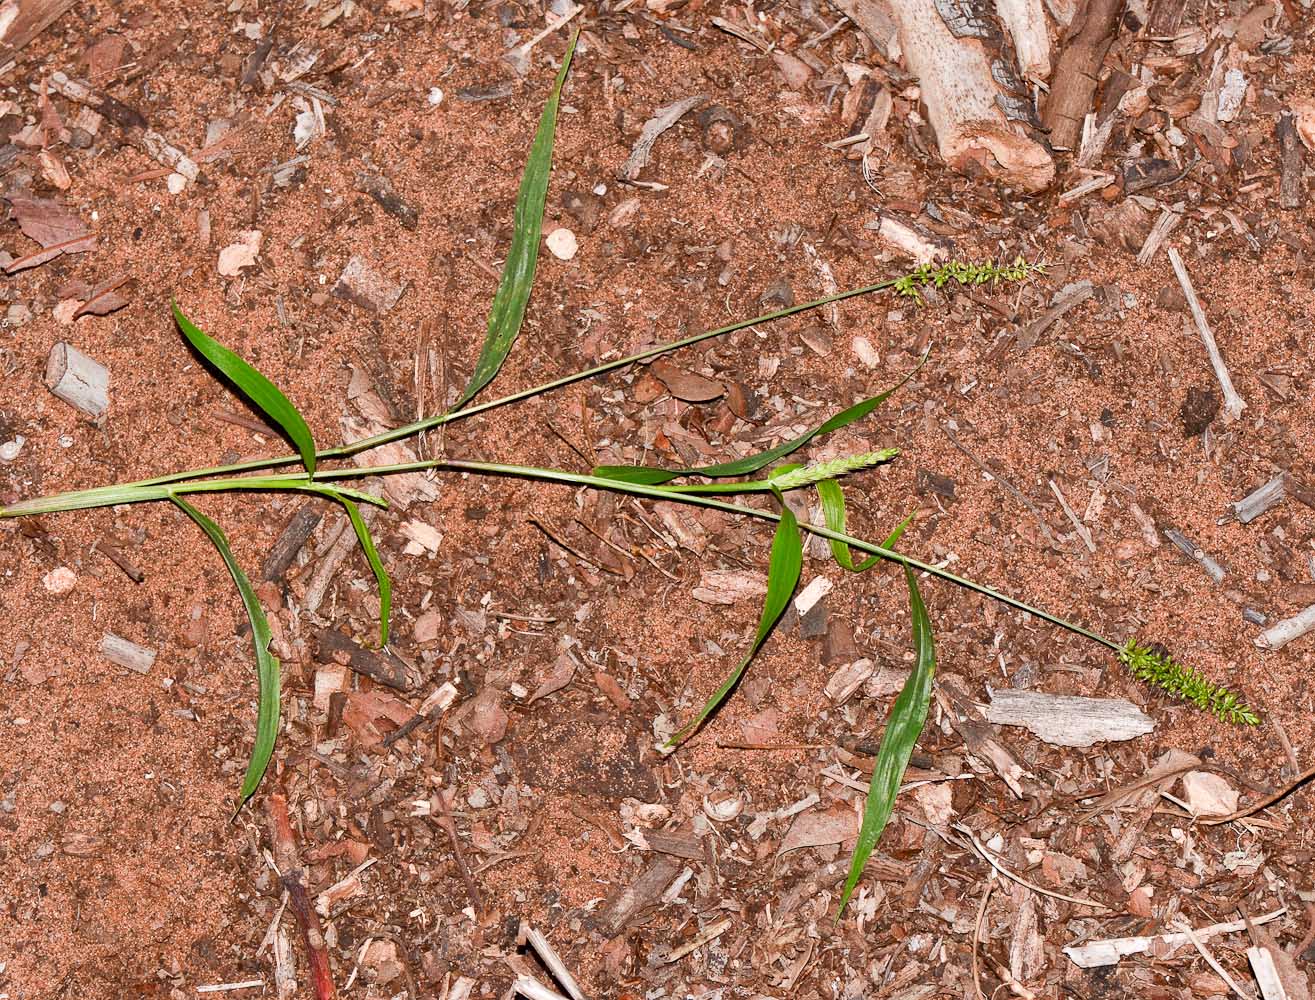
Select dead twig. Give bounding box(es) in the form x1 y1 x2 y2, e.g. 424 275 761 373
1201 763 1315 827
267 794 336 1000
1167 246 1246 420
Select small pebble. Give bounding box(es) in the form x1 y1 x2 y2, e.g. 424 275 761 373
427 87 444 106
166 172 188 194
545 227 578 261
467 787 491 809
42 567 77 595
0 436 24 462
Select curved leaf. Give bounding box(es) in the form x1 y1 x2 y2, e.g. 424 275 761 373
172 495 280 810
453 31 579 409
339 495 392 648
818 479 914 572
172 302 317 477
594 351 925 485
668 489 801 745
837 566 936 916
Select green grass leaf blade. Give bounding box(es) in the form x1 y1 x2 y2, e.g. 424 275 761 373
817 481 915 572
172 302 317 478
171 494 281 810
339 496 392 648
668 491 801 745
593 353 925 484
453 32 578 410
837 565 936 917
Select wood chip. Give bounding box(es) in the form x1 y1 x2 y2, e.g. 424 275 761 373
983 691 1153 747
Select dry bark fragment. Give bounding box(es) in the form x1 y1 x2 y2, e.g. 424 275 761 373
1042 0 1124 151
1278 112 1306 210
313 628 419 691
592 856 682 936
889 0 1053 190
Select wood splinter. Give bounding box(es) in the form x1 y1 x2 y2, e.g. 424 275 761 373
1167 247 1247 421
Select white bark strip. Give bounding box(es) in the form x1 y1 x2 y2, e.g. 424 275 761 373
994 0 1052 79
45 341 109 418
1167 247 1247 420
1255 604 1315 651
889 0 1053 191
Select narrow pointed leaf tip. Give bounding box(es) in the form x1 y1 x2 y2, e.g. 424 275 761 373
172 496 281 809
171 302 317 477
838 566 936 917
454 30 579 410
667 491 802 746
1117 638 1258 725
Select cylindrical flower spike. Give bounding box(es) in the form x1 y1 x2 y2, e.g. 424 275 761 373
1117 638 1259 725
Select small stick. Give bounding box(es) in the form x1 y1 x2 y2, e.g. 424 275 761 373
431 785 483 916
1163 527 1226 583
1254 604 1315 651
266 794 336 1000
944 427 1060 548
1167 247 1247 420
1176 920 1255 1000
1201 762 1315 827
656 916 732 965
972 876 995 1000
953 824 1109 910
518 922 587 1000
1048 479 1095 552
196 980 266 993
92 537 145 583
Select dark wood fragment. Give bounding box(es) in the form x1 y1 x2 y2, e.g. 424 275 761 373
915 468 956 500
355 172 420 230
592 856 682 937
314 628 419 691
241 37 275 89
1043 0 1125 151
1145 0 1184 35
1180 385 1220 437
645 828 705 860
1278 112 1305 210
262 502 322 581
93 537 145 583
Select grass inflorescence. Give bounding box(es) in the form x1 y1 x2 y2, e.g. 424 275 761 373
1118 638 1259 725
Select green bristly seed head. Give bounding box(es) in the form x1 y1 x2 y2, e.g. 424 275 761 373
893 256 1045 300
769 449 899 491
1118 638 1259 726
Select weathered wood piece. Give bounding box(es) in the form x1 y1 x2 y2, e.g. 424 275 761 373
262 503 323 581
1228 473 1287 524
888 0 1053 191
1042 0 1123 151
0 0 77 65
994 0 1053 79
831 0 902 62
1064 909 1286 969
1255 604 1315 651
1278 111 1305 210
591 856 683 937
45 341 109 418
1167 246 1246 420
313 629 420 691
101 632 156 674
984 690 1154 747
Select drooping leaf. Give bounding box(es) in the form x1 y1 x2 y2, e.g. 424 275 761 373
453 32 579 409
668 490 801 745
594 353 925 485
837 565 936 916
172 302 317 477
818 478 914 572
172 495 280 810
339 495 392 648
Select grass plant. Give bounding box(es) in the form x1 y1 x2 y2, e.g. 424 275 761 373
0 30 1256 913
